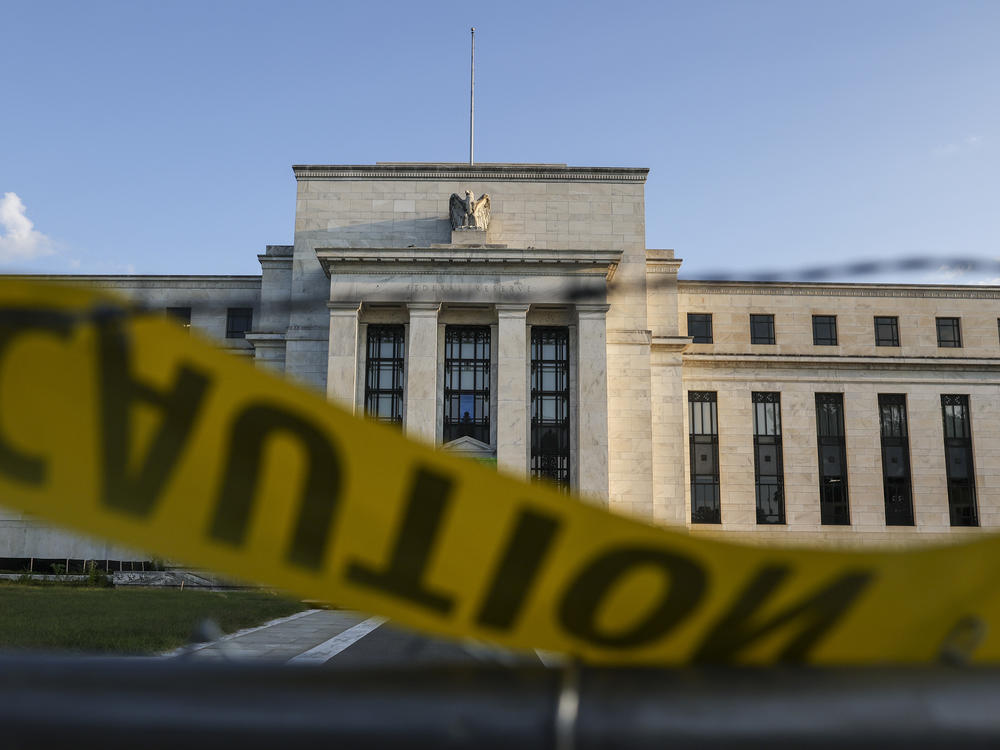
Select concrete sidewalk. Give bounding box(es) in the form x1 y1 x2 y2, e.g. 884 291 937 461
177 609 370 662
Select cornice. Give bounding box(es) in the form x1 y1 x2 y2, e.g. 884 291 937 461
681 353 1000 370
0 274 263 290
293 163 649 183
679 280 1000 299
652 335 692 352
315 246 622 280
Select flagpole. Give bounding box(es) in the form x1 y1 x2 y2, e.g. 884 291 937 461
469 27 475 166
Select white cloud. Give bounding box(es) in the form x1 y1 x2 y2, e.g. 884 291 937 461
934 135 985 157
930 264 969 281
0 193 54 262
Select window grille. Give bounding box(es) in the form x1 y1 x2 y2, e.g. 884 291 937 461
689 391 720 523
750 314 775 345
874 316 899 347
687 313 713 344
816 393 850 525
443 326 490 444
530 327 570 489
812 315 837 346
364 325 405 425
878 394 913 526
753 392 784 524
941 394 977 526
936 318 962 348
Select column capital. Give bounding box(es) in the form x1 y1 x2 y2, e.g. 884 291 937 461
495 303 531 317
575 303 611 319
406 302 442 315
327 301 362 315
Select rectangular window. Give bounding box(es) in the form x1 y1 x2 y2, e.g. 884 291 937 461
166 306 191 331
687 313 713 343
942 395 978 526
874 316 899 347
225 308 253 339
443 326 490 444
530 327 570 489
878 394 913 526
753 392 784 525
812 315 837 346
364 325 405 425
936 317 962 348
689 391 720 523
815 393 849 525
750 314 776 345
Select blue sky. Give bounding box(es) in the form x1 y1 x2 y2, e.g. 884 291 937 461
1 0 997 282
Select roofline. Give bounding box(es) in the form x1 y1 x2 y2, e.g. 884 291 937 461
678 279 1000 291
292 163 649 183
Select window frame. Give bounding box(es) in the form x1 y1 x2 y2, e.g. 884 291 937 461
363 324 406 426
442 325 491 445
936 317 962 348
687 313 713 344
749 314 776 345
874 316 900 347
752 392 785 525
941 394 978 527
815 392 850 525
688 391 721 524
166 306 192 331
812 315 838 346
225 307 253 339
530 327 571 489
878 394 914 526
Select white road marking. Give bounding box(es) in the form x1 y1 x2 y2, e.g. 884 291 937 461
166 608 321 658
286 615 388 664
535 649 568 668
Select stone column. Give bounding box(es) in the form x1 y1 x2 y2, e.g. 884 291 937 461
496 304 530 477
326 302 361 410
405 303 441 445
576 304 611 503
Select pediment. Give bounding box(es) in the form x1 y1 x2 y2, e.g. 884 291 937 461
441 435 492 454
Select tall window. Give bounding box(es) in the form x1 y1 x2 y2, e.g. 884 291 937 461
687 313 713 343
530 327 570 488
936 317 962 348
812 315 837 346
226 308 253 339
942 395 977 527
815 393 849 525
689 391 720 523
874 316 899 347
166 306 191 331
443 326 490 444
878 394 913 526
750 314 776 345
753 392 784 524
364 325 405 425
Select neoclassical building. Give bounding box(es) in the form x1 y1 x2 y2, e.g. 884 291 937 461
4 162 1000 564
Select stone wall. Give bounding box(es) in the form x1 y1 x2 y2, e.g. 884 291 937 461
655 281 1000 545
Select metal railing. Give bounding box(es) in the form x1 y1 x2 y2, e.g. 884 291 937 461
1 655 999 748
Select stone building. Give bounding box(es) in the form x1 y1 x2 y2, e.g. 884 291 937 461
4 162 999 564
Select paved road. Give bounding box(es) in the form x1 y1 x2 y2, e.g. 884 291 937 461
180 609 546 667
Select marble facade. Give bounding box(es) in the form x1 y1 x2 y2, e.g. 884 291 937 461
4 162 1000 561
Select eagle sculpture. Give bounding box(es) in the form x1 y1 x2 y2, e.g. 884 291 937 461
449 190 491 231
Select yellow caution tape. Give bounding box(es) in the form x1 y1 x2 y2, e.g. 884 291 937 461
2 278 1000 664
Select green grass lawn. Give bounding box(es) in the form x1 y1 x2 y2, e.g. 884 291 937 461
0 584 307 654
